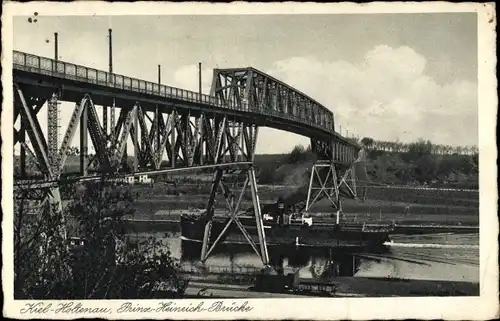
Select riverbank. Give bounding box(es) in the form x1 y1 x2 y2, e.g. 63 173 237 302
179 277 478 298
131 182 479 218
125 208 479 231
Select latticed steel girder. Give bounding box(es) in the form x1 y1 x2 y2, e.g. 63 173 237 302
305 137 364 212
305 161 359 212
199 166 269 265
211 67 360 163
211 67 335 135
14 83 266 258
14 84 67 243
14 87 261 180
13 50 361 165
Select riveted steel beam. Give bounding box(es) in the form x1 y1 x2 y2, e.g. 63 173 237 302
59 96 89 175
15 85 52 178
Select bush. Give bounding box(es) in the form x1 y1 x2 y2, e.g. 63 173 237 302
14 178 186 299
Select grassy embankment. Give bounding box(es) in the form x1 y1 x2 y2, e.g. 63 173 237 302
16 139 479 226
136 141 477 226
125 144 478 226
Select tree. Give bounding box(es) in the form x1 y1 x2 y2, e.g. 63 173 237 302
14 186 72 299
360 137 374 150
288 144 306 163
14 177 187 299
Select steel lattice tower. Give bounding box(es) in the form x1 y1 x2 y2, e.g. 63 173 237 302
47 92 59 174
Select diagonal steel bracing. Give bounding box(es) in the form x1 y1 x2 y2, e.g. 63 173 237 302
305 138 362 213
200 165 269 265
15 85 53 179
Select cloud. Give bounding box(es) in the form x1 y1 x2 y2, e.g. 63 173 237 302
164 45 477 154
170 64 213 95
267 45 478 148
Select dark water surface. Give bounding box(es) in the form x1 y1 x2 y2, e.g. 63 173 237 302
127 231 479 283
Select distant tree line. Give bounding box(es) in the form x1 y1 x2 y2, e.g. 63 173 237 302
359 137 478 156
361 139 478 186
254 138 478 188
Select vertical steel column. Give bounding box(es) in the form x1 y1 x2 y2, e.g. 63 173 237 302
305 164 315 211
47 93 59 175
111 99 115 146
49 34 59 173
199 113 204 165
155 107 160 155
201 168 223 262
133 105 139 172
103 106 108 138
248 166 269 265
351 164 357 198
171 110 176 168
80 101 88 176
20 121 26 178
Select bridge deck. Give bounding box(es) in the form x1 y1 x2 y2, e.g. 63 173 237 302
13 51 355 145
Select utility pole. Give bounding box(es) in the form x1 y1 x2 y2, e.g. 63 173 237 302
158 64 161 85
54 32 58 60
198 62 202 100
109 28 113 75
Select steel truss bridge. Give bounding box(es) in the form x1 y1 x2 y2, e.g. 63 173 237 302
13 50 361 266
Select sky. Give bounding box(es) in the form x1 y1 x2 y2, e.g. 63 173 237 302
12 14 478 154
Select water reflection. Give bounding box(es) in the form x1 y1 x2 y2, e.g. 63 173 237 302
179 238 392 279
127 231 479 282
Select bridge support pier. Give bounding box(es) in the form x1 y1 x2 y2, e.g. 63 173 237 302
305 161 358 212
200 165 269 266
14 84 68 245
305 161 340 211
305 161 359 212
306 137 361 213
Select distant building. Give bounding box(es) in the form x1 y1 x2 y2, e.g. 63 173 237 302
138 175 152 184
114 175 153 185
125 176 135 185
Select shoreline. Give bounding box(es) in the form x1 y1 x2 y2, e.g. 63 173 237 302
179 276 479 298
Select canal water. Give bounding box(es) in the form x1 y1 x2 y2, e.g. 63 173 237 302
127 231 479 283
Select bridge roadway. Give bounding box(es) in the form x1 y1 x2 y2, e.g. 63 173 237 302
13 51 357 151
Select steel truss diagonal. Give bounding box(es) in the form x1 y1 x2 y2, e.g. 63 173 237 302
200 166 269 266
14 85 67 244
305 138 362 212
306 162 340 211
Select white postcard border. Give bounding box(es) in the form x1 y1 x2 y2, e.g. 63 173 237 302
2 2 498 320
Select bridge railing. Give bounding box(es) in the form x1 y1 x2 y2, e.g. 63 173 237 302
13 51 334 135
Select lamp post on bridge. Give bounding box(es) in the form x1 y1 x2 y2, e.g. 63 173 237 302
198 62 202 101
54 32 58 61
